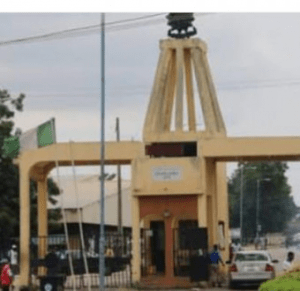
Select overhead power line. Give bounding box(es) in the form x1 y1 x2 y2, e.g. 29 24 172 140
8 77 300 99
0 13 212 47
0 13 167 46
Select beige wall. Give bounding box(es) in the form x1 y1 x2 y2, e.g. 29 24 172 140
203 137 300 160
131 157 202 196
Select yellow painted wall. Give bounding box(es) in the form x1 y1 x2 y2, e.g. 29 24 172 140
131 157 202 196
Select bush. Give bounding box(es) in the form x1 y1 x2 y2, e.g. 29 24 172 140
260 279 300 290
260 268 300 290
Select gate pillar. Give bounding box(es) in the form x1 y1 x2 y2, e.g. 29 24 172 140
131 196 141 282
205 158 218 247
37 177 48 276
19 163 31 286
198 194 207 228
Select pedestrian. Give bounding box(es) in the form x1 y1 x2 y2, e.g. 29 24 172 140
8 245 18 275
264 237 268 250
254 237 260 250
283 251 295 272
209 244 225 288
44 247 60 276
0 258 13 291
229 243 234 261
236 240 242 251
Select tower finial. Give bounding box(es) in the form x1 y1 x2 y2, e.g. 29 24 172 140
166 13 197 39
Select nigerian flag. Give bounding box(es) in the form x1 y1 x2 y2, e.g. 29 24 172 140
3 118 56 158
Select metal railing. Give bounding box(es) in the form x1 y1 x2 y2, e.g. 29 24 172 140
30 232 132 288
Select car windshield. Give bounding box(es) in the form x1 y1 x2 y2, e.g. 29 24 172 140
235 253 269 262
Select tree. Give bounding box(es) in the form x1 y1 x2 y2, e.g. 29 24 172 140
228 161 297 240
0 89 60 250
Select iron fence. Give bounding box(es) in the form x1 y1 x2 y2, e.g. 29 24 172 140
30 232 132 288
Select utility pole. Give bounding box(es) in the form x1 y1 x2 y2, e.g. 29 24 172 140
256 179 260 240
240 163 244 245
99 12 105 291
116 117 122 235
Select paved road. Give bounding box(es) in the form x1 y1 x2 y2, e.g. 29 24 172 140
209 245 300 291
187 246 299 291
261 245 300 274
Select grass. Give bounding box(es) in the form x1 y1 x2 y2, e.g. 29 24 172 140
260 266 300 291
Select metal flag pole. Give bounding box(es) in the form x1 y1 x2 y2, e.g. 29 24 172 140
116 117 122 236
99 12 106 291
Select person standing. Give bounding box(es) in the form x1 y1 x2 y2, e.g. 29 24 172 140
236 241 242 251
8 245 18 275
209 245 225 287
44 248 60 276
0 258 13 291
254 237 260 250
283 251 295 272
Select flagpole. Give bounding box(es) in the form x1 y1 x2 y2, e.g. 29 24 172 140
99 12 106 291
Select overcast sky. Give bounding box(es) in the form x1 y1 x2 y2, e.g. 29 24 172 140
2 12 300 204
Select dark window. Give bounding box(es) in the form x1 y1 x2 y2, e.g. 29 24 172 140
145 142 197 157
179 220 198 249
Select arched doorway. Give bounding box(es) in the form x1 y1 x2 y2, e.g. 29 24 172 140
140 214 166 276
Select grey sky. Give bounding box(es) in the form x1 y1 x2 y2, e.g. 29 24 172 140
2 13 300 204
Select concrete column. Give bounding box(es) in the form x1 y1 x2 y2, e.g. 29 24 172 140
165 218 174 281
184 48 196 132
217 162 230 260
131 196 141 282
37 177 48 276
205 158 218 248
19 164 31 286
198 194 207 227
175 47 184 131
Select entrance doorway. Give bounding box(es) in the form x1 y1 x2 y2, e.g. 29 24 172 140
150 221 165 274
174 220 209 279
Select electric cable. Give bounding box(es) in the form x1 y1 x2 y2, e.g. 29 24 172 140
8 77 300 99
0 13 212 47
0 13 167 46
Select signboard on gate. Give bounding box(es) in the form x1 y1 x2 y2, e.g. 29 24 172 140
152 166 183 181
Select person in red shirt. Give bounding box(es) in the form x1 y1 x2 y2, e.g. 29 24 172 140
1 258 13 291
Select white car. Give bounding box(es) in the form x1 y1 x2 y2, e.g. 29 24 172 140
228 250 278 289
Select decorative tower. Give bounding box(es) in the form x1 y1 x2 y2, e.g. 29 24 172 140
131 13 229 287
143 13 226 143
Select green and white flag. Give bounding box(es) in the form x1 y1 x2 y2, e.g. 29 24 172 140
3 118 56 158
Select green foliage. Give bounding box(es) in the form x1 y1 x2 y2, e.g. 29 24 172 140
228 162 297 239
0 89 61 244
260 270 300 290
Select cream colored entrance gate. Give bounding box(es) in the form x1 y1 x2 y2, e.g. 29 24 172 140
16 35 300 287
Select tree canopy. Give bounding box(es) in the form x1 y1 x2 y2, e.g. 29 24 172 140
0 89 60 251
228 161 297 241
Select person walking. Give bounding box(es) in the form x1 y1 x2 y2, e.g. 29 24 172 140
0 258 13 291
209 244 225 287
8 245 18 275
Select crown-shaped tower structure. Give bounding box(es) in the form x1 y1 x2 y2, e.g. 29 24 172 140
143 37 226 142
